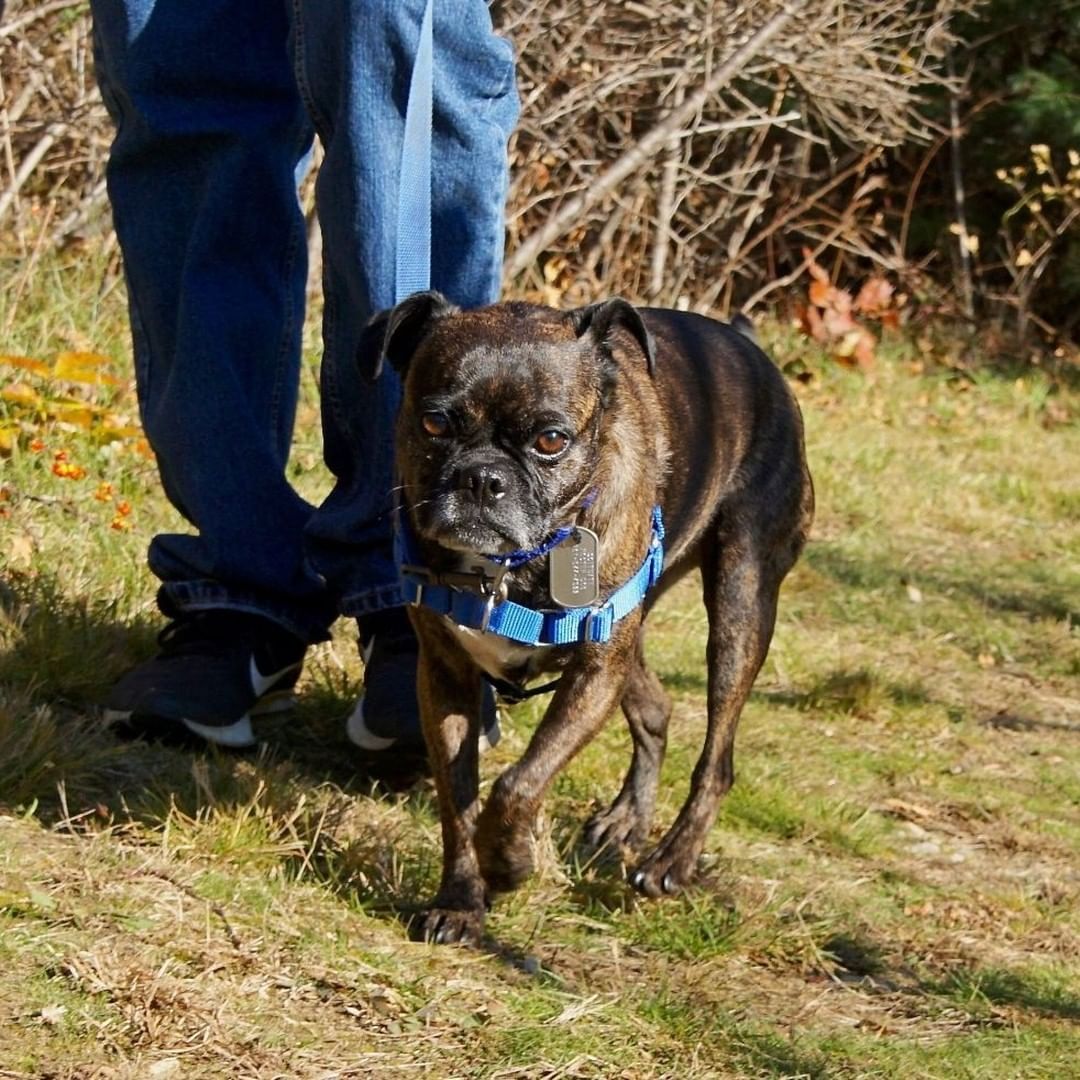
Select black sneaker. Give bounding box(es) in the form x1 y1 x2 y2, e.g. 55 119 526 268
347 607 500 762
104 610 306 748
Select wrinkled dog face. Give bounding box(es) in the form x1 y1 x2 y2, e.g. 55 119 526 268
394 308 610 555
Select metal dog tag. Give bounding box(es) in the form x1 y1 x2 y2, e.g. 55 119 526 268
549 527 600 607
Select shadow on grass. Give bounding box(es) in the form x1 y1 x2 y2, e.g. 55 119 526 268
753 667 935 716
0 570 157 707
733 1032 833 1079
816 924 1080 1026
0 572 445 913
807 544 1077 625
983 710 1080 735
0 574 575 971
0 569 429 807
931 965 1080 1022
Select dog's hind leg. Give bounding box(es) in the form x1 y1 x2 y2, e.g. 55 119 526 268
629 525 793 898
582 628 671 856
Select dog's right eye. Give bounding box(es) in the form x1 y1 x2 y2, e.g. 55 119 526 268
421 411 451 437
533 430 570 456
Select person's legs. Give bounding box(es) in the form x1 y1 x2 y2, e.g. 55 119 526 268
294 0 519 614
292 0 518 752
92 0 330 643
93 0 517 751
93 0 332 744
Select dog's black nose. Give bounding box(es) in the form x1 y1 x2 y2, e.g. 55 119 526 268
454 463 508 506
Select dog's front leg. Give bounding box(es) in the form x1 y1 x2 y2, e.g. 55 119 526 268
475 619 639 894
411 613 488 945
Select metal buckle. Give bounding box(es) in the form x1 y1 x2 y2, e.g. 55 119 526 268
582 604 609 643
477 560 510 634
400 564 430 607
479 590 498 633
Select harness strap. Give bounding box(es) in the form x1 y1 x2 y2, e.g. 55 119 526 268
397 508 665 646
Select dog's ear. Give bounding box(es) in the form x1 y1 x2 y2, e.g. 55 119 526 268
572 298 656 377
359 290 458 381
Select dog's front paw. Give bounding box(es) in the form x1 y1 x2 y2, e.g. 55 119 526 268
413 905 486 946
475 819 534 895
628 842 700 898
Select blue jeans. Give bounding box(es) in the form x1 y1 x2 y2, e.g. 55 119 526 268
91 0 519 642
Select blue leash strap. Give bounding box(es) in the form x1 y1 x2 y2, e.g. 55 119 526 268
395 0 435 303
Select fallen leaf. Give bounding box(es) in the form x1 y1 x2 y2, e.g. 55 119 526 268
1 382 43 407
854 276 895 316
809 277 833 307
0 354 50 377
53 351 124 387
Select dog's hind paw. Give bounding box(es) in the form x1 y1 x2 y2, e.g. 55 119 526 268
413 906 485 946
628 846 699 898
582 801 646 858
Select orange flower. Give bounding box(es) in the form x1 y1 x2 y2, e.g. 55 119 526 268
52 461 87 480
93 482 114 502
53 449 68 462
115 499 132 516
29 438 46 453
110 514 132 532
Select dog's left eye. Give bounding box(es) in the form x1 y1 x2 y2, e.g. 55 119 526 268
533 430 569 456
421 411 451 437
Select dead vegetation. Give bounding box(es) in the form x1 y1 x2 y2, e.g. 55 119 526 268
2 0 975 315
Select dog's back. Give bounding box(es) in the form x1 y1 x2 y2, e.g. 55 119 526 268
641 309 813 578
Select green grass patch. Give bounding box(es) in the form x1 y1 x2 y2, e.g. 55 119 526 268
0 246 1077 1076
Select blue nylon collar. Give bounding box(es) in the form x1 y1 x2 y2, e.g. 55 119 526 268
396 508 665 646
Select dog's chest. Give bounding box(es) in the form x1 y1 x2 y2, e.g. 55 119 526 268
445 622 555 687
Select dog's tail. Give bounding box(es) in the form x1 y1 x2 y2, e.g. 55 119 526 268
731 312 757 344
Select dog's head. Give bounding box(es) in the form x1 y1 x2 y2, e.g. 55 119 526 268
363 291 655 556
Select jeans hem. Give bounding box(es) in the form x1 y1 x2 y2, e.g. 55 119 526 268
158 582 332 644
339 582 406 618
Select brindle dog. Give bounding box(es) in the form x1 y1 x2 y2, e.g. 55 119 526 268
365 292 813 944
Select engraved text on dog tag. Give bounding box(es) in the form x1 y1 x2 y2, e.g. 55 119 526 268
549 527 600 607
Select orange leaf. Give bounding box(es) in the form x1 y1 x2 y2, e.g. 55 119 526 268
52 352 124 387
853 332 876 370
803 247 830 283
808 279 833 307
49 400 102 428
822 306 858 339
798 302 826 344
854 277 895 316
1 382 43 407
0 354 50 377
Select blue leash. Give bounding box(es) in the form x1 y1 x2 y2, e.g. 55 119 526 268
390 11 665 657
395 0 435 303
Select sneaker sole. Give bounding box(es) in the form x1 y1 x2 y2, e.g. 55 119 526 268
346 698 501 754
103 691 295 750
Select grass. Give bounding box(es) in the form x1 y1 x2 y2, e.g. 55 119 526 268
1 247 1078 1077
